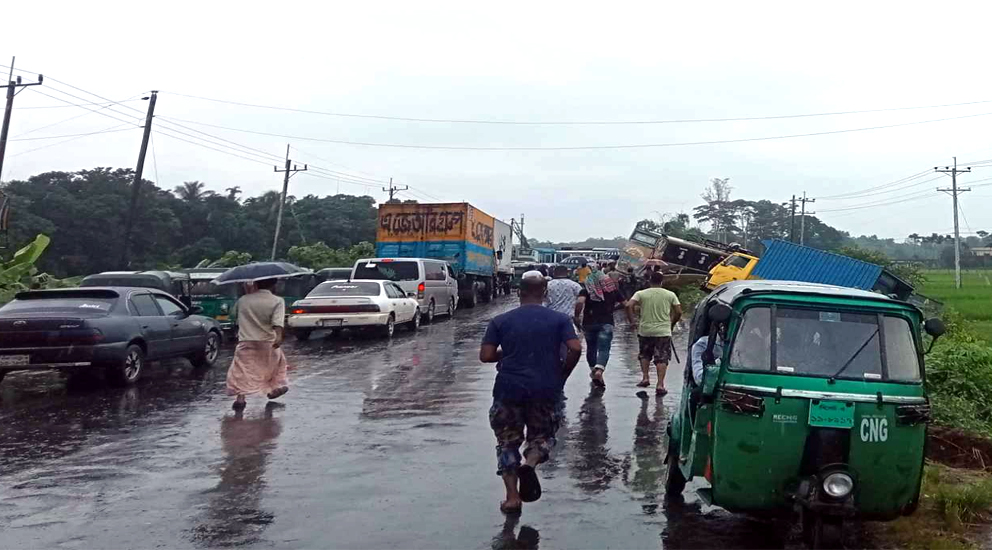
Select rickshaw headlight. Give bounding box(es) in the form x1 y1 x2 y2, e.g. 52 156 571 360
822 472 854 498
220 304 229 314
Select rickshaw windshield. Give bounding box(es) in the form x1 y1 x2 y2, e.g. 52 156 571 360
729 306 920 382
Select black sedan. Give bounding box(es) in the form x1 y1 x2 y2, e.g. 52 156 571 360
0 287 223 386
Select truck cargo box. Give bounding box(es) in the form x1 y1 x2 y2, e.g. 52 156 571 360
375 202 497 277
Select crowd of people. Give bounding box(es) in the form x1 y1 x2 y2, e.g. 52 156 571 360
480 260 683 515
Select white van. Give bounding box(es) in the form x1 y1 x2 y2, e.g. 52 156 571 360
351 258 459 323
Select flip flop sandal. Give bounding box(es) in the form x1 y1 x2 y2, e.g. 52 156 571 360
500 501 522 515
656 387 669 396
592 378 606 389
636 380 651 388
517 465 542 503
267 387 289 400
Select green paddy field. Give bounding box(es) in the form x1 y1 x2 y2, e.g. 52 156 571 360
920 269 992 342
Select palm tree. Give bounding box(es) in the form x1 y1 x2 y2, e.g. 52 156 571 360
225 186 242 201
174 181 215 203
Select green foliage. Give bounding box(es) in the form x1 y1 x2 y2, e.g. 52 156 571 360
1 169 378 277
204 251 253 268
927 332 992 436
288 241 374 270
0 234 74 304
933 473 992 528
836 244 927 289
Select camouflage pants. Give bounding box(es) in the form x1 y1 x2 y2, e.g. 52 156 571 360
489 398 558 476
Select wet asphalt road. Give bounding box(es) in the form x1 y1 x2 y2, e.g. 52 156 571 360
0 297 830 549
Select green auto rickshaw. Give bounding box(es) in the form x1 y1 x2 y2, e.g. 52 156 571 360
666 280 945 547
186 268 243 333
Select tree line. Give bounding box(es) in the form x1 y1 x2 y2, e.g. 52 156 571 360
2 168 378 278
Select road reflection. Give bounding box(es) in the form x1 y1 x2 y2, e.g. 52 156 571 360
491 514 541 550
568 387 623 493
624 392 668 512
190 404 282 547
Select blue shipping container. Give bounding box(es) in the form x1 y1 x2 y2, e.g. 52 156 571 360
752 240 883 290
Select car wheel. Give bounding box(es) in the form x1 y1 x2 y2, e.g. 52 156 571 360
422 300 435 324
447 296 456 316
379 314 396 338
190 331 221 368
293 328 313 341
107 344 145 387
407 308 421 331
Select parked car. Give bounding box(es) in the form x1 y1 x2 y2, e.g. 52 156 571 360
286 280 421 340
351 258 458 323
0 287 223 386
81 270 194 308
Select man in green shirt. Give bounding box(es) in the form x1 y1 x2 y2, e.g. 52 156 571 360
626 271 682 395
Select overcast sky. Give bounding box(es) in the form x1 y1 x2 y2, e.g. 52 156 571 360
3 1 991 243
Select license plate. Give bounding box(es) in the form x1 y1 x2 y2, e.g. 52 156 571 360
215 315 229 321
808 400 855 429
0 355 30 366
319 319 343 327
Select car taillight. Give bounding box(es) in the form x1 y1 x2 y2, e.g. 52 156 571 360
291 307 309 315
417 282 425 299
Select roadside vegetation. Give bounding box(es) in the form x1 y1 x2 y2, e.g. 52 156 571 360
920 270 992 343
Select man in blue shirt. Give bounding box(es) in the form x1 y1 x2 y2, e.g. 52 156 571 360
481 271 582 515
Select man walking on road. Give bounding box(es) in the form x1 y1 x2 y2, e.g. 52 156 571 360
575 262 626 389
545 265 583 318
480 272 582 515
626 271 682 396
227 278 291 411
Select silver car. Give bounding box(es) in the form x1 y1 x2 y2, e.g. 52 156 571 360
350 258 458 323
286 280 421 340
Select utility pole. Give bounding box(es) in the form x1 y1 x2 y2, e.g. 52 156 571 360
382 178 408 202
799 192 815 246
937 157 972 289
0 57 44 182
271 144 307 261
789 195 797 243
120 90 158 268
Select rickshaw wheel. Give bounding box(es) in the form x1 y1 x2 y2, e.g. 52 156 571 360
664 451 687 498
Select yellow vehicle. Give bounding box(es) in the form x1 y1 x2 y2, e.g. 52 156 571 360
705 252 759 290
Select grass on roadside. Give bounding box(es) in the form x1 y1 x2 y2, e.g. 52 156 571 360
873 464 992 550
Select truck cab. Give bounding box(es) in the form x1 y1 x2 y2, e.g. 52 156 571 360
706 252 760 290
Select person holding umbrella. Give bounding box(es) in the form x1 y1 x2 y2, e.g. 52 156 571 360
213 262 308 411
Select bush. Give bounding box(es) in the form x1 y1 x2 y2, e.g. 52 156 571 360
927 332 992 436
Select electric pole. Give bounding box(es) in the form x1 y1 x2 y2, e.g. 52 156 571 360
120 90 158 268
789 195 797 243
0 57 44 182
937 157 971 289
271 144 307 261
382 178 408 202
799 192 815 246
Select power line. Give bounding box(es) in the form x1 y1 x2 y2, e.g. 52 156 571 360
816 170 933 200
15 99 142 109
817 189 936 212
160 90 992 126
152 110 992 151
14 92 142 138
8 122 136 158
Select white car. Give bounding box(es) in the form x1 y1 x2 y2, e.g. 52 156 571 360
287 280 421 340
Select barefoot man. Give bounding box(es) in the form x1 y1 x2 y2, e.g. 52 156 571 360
626 271 682 396
227 278 291 411
480 271 582 515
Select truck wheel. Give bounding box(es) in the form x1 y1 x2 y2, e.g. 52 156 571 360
664 449 686 498
480 280 493 303
106 344 145 387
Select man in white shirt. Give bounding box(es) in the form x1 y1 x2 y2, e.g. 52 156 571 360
690 334 724 385
226 278 291 411
544 265 583 321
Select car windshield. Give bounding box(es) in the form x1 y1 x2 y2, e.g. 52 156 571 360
729 306 921 381
353 261 419 281
309 282 382 297
1 297 117 314
191 281 240 297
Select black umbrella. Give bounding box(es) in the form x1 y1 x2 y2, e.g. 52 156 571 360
211 262 311 285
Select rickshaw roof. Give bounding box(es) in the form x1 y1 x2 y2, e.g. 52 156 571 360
711 280 915 310
83 270 188 284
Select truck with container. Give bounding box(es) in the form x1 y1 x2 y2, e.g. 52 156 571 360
705 239 914 299
374 202 511 308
